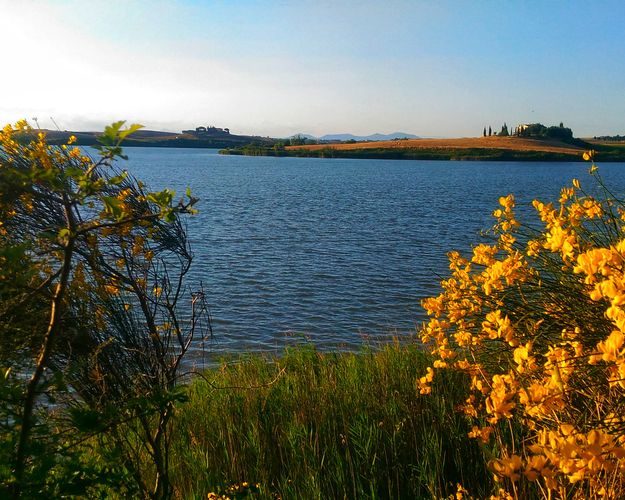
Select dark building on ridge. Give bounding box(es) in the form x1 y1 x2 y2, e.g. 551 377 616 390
182 125 231 137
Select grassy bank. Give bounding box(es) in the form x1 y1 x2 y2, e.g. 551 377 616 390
168 344 495 499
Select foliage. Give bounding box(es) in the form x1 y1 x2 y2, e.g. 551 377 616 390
288 134 308 146
594 135 625 142
0 120 206 498
517 123 574 142
419 151 625 498
168 344 493 499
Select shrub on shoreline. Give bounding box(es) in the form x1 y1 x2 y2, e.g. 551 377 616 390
420 151 625 498
0 121 204 497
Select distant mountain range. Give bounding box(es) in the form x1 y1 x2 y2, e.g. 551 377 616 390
290 132 419 142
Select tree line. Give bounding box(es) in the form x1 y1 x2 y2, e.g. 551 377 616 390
482 122 573 142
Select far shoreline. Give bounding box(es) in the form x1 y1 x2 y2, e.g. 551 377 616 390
219 136 625 162
19 128 625 162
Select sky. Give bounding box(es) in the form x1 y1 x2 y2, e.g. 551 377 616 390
1 0 624 138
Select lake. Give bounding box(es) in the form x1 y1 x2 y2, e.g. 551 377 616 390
122 148 625 357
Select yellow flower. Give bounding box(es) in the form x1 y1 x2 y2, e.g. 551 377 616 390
468 425 493 443
132 235 145 256
453 483 469 499
526 239 542 257
595 330 624 363
559 186 574 204
544 225 577 260
582 198 602 218
485 374 516 421
491 454 523 481
498 194 515 210
472 243 498 266
532 199 557 226
14 119 29 131
513 343 535 373
482 310 515 343
417 367 434 394
524 455 548 481
422 295 445 317
574 247 620 283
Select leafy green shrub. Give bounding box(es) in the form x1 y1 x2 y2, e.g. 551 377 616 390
1 120 206 498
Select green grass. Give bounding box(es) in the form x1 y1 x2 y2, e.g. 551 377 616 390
167 343 495 499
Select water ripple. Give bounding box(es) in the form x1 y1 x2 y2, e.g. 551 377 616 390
123 148 625 357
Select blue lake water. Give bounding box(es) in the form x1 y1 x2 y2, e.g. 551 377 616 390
121 148 625 356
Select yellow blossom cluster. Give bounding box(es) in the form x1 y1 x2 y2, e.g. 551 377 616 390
206 481 259 499
419 154 625 497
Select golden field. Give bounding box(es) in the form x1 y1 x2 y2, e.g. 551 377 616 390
287 135 585 156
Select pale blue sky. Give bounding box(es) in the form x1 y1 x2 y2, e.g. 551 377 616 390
1 0 623 137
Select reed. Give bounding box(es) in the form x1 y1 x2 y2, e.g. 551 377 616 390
168 343 494 499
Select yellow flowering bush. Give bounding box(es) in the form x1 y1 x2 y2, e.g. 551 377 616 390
420 152 625 498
